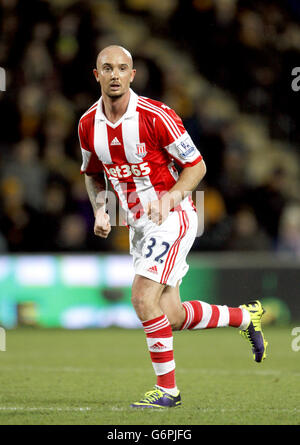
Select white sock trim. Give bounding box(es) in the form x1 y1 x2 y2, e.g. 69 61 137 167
156 385 179 397
239 306 251 330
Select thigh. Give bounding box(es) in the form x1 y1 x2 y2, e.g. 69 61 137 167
132 274 165 300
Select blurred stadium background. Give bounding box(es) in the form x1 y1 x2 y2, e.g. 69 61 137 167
1 0 300 330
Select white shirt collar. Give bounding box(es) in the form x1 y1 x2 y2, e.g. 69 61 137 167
95 88 138 122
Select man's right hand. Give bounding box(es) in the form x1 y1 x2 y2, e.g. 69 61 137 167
94 208 111 238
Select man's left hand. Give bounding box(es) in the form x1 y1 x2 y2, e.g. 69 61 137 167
146 196 171 225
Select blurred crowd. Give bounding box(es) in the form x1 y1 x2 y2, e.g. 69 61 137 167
0 0 300 256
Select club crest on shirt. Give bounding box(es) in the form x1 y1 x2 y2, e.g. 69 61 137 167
177 137 196 159
136 142 147 158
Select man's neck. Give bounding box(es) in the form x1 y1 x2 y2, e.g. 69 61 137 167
102 90 131 124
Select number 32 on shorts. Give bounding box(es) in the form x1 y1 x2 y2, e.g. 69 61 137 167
145 237 170 264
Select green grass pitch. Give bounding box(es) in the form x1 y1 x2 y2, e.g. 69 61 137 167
0 326 299 425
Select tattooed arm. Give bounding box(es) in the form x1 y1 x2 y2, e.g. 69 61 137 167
85 173 111 238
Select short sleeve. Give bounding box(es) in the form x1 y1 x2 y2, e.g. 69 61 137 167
78 120 104 175
156 106 203 168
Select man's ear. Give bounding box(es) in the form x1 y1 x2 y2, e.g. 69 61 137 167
130 68 136 83
93 68 100 83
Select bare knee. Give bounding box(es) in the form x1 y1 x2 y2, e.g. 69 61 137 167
131 294 148 320
131 275 164 321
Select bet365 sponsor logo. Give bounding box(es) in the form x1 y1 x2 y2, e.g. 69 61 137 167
291 327 300 352
103 161 151 179
0 67 6 91
0 327 6 351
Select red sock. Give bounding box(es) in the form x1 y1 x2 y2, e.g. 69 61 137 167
180 301 250 330
143 314 176 389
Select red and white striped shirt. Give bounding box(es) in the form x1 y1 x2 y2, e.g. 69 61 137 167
78 89 202 223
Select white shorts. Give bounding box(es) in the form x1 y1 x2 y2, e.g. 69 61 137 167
129 207 198 287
